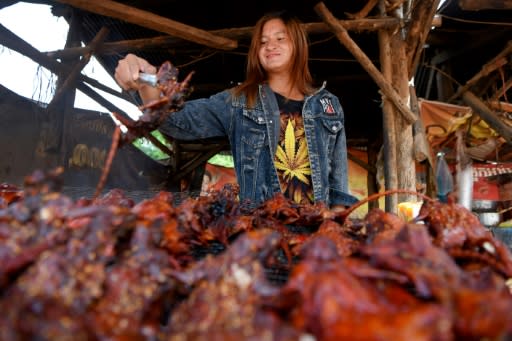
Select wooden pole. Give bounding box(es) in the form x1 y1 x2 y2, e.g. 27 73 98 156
459 0 512 10
405 0 441 77
314 2 417 125
0 23 134 121
461 91 512 144
490 78 512 101
366 142 380 210
488 101 512 112
45 18 401 60
377 7 398 212
346 0 379 19
49 27 109 108
0 23 128 103
391 7 416 204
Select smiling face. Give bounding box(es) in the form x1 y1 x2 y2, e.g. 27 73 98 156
258 18 294 76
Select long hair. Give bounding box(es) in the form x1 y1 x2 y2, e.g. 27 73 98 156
232 11 314 108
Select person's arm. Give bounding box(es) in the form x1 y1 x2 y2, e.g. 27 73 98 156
114 53 161 104
115 54 232 141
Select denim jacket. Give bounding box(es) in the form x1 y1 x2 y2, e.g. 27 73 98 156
159 83 359 207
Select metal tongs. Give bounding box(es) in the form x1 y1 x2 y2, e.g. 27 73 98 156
138 72 158 87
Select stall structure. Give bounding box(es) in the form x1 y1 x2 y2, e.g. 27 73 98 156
2 2 512 340
0 0 511 211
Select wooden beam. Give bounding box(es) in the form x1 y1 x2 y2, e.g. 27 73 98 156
314 2 417 125
46 18 401 60
49 26 109 107
491 78 512 101
53 0 238 50
366 141 380 209
347 152 375 173
406 0 441 78
488 100 512 112
448 40 512 102
462 91 512 143
77 82 130 119
0 23 63 75
346 0 379 19
386 0 408 13
305 18 401 34
0 23 133 120
459 0 512 10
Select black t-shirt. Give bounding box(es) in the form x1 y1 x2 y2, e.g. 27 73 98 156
274 92 313 204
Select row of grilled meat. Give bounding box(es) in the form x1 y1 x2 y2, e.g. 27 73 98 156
1 168 512 340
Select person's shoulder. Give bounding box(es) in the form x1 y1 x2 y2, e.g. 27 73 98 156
310 84 339 99
204 87 248 108
208 88 234 100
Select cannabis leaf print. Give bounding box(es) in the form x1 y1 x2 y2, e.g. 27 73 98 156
274 94 313 204
275 119 311 182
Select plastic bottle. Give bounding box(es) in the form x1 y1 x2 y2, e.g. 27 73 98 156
435 152 454 203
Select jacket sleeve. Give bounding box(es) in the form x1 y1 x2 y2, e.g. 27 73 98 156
158 90 232 140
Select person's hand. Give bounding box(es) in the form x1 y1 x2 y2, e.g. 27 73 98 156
114 53 157 91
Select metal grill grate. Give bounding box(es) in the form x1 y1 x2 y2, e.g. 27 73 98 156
61 186 200 205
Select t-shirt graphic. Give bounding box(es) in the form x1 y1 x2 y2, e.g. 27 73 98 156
274 93 313 204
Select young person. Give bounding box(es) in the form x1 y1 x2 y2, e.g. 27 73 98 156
114 11 358 210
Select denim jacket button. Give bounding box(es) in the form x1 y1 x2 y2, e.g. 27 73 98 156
332 125 338 131
258 117 263 123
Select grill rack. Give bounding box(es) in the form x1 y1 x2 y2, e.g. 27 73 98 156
61 186 200 206
61 186 296 285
